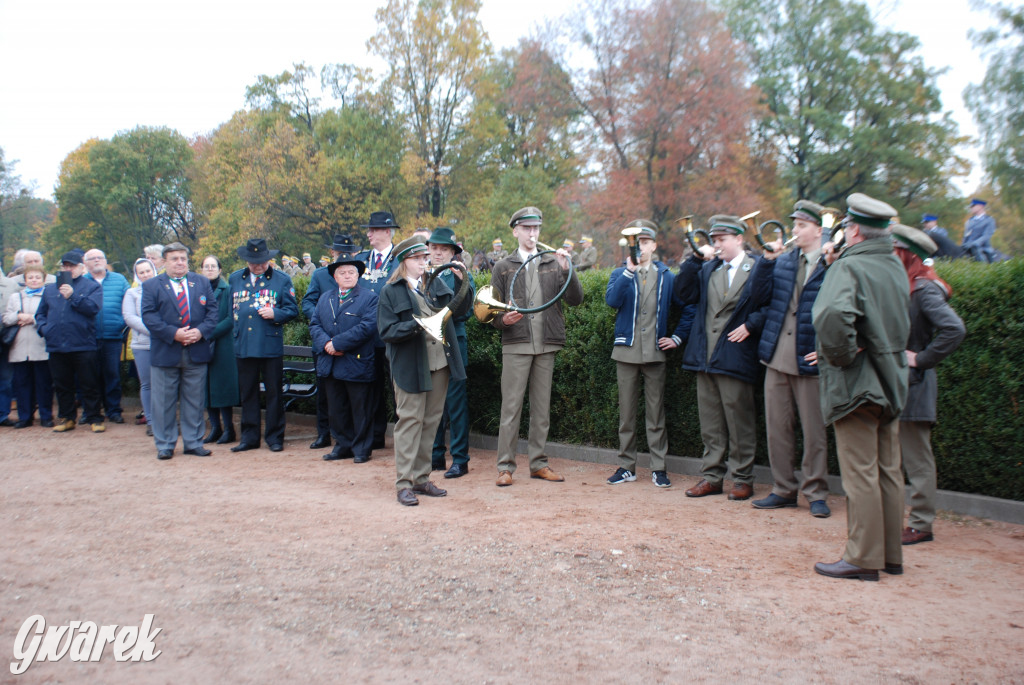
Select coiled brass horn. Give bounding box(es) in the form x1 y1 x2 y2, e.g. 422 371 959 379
473 241 576 324
675 215 710 255
413 261 472 344
741 210 790 253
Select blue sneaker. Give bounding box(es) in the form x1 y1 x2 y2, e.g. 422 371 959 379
751 493 798 509
652 471 671 488
810 500 831 518
607 468 636 484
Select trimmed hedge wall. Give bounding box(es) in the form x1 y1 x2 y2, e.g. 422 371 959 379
285 261 1024 502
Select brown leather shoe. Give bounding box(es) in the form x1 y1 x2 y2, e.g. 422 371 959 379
412 481 447 497
883 563 903 575
728 482 754 500
684 479 723 497
901 527 934 545
496 471 513 487
813 559 879 581
530 466 564 482
397 489 419 506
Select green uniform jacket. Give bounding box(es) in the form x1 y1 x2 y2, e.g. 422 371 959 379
812 238 910 425
207 276 240 408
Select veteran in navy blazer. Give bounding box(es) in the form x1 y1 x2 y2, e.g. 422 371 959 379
141 243 218 460
228 238 299 453
310 256 378 463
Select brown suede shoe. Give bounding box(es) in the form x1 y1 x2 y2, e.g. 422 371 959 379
496 471 513 487
685 479 723 497
813 559 879 581
397 489 419 506
412 481 447 497
901 527 934 545
530 466 564 482
728 483 754 500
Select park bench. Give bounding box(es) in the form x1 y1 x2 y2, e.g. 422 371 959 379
259 345 317 411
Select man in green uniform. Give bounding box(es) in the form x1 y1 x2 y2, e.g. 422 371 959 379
812 193 909 581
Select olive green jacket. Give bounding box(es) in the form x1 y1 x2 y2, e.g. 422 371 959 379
812 238 910 424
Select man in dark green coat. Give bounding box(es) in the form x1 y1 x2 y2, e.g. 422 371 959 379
812 193 910 582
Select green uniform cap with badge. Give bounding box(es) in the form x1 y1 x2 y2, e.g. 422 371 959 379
393 237 429 262
789 200 824 225
707 215 745 236
623 218 658 240
891 223 938 259
509 206 543 229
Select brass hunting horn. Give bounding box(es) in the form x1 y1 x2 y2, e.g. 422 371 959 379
676 215 710 255
741 210 791 253
413 262 473 344
473 241 576 324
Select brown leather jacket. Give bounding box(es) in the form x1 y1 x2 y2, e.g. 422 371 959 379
490 251 583 346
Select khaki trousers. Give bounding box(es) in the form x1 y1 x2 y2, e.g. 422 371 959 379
900 420 936 533
764 367 829 501
695 372 756 485
616 361 668 472
833 404 904 569
497 351 555 473
393 368 449 490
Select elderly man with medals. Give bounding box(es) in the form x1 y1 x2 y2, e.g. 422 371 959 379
228 238 299 453
356 211 399 449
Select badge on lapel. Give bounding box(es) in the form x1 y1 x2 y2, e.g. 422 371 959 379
199 295 207 305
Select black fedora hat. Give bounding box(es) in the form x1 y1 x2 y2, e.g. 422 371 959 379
361 211 400 230
324 233 361 254
237 238 280 263
327 256 366 277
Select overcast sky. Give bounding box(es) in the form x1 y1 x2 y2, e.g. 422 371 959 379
0 0 993 199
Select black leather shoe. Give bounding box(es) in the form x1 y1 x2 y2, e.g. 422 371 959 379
184 447 212 457
431 460 447 471
884 563 903 575
309 435 331 449
157 450 173 460
323 447 352 461
108 414 125 424
268 444 284 452
14 420 32 429
444 463 469 479
814 559 879 581
354 455 370 463
0 418 16 427
203 428 223 444
412 481 447 497
40 420 54 428
397 488 419 506
231 442 259 452
216 429 236 445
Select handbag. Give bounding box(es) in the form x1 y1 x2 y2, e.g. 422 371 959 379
1 294 22 347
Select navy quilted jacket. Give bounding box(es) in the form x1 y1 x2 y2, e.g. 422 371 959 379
755 250 827 376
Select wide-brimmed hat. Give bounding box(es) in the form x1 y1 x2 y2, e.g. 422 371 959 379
327 256 366 277
237 238 279 263
426 227 462 254
325 233 361 254
361 211 400 230
393 237 428 262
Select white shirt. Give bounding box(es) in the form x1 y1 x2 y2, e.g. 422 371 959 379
725 252 745 288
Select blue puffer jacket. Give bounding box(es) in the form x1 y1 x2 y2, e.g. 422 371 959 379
673 254 770 384
606 261 694 348
34 277 103 353
755 250 827 376
85 270 129 340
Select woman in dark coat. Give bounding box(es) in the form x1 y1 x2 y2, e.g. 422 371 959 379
892 226 966 545
377 237 469 506
201 255 240 443
309 256 378 463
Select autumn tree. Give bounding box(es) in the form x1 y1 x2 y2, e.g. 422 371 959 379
369 0 491 218
50 128 197 272
965 3 1024 220
720 0 968 212
557 0 768 260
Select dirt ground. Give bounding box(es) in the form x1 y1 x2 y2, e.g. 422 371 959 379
2 417 1023 685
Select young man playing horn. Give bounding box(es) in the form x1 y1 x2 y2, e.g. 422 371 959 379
491 206 584 486
750 200 832 518
605 220 694 488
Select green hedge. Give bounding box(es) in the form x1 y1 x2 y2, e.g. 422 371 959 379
285 262 1024 501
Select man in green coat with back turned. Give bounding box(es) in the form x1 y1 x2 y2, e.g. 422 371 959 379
811 193 910 582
